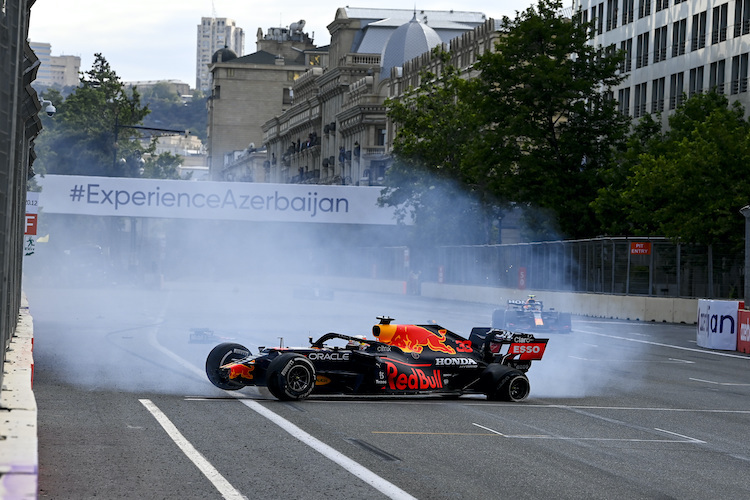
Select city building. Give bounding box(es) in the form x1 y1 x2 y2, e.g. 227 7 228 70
196 17 245 92
206 21 322 181
125 80 192 99
29 41 80 88
261 8 488 186
575 0 750 124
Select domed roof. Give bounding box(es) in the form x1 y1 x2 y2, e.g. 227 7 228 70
212 46 238 64
380 13 442 80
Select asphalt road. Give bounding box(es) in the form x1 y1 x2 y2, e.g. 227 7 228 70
26 279 750 499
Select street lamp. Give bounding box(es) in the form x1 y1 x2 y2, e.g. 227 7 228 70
741 205 750 309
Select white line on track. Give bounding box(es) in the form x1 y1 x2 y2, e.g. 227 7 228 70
471 422 704 443
578 328 750 360
237 398 417 500
139 399 246 500
689 377 750 386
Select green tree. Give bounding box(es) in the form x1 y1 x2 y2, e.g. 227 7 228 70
383 48 491 245
34 54 182 179
600 92 750 250
382 0 628 242
466 0 628 239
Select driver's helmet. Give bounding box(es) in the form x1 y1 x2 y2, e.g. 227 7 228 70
346 335 367 349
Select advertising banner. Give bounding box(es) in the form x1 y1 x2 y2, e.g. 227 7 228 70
35 174 404 225
697 299 739 350
24 192 39 256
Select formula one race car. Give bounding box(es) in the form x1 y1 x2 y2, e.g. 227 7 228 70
492 295 571 333
205 316 548 402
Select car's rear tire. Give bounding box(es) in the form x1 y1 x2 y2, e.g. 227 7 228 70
482 364 531 402
266 353 316 401
206 342 251 390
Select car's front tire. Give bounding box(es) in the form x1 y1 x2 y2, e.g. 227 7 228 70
482 364 530 402
266 353 316 401
206 342 250 390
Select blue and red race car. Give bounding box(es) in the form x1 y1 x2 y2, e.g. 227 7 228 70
205 316 548 401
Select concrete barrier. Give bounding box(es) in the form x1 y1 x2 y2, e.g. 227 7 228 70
0 295 37 499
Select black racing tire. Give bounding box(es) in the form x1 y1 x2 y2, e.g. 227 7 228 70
491 308 507 329
482 364 531 402
206 342 251 390
266 353 316 401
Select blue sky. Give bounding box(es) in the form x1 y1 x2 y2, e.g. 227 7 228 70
28 0 537 87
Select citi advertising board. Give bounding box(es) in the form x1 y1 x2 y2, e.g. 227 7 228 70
36 175 405 225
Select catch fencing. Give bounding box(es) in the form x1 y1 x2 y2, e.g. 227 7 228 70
329 237 743 300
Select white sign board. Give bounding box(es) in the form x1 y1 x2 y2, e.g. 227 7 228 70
36 175 405 225
697 299 739 350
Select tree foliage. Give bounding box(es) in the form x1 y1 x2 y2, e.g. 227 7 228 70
594 92 750 250
383 0 629 242
35 53 182 179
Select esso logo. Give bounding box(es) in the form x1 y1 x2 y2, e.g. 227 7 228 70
512 344 541 354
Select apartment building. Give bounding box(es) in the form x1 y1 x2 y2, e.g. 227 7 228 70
29 41 80 88
196 17 245 92
206 22 321 181
575 0 750 122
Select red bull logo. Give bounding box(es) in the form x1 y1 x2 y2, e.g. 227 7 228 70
227 363 255 380
384 360 443 390
375 324 456 354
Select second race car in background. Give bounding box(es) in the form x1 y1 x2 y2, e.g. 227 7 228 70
492 295 572 333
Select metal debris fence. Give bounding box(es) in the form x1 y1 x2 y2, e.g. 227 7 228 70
332 237 743 300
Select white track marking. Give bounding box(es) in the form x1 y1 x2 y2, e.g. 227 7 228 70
689 377 750 386
238 398 417 500
140 399 245 500
471 422 703 443
578 328 750 360
654 428 705 443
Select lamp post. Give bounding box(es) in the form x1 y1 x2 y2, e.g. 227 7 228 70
741 205 750 309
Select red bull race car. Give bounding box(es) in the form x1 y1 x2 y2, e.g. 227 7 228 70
492 295 572 333
205 316 548 402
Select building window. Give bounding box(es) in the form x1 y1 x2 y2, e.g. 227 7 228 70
633 82 648 118
712 4 729 44
636 32 650 68
654 26 668 63
709 59 727 93
618 87 631 115
226 68 234 77
598 3 604 35
620 38 633 72
622 0 635 24
606 0 618 30
590 7 597 37
672 19 687 57
651 77 666 113
283 88 293 105
376 128 386 146
734 0 750 37
689 66 705 96
692 11 708 50
730 53 749 93
656 0 668 12
212 85 220 100
669 72 685 109
638 0 652 19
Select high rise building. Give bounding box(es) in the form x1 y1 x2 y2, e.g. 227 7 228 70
196 17 245 92
29 42 80 88
575 0 750 124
